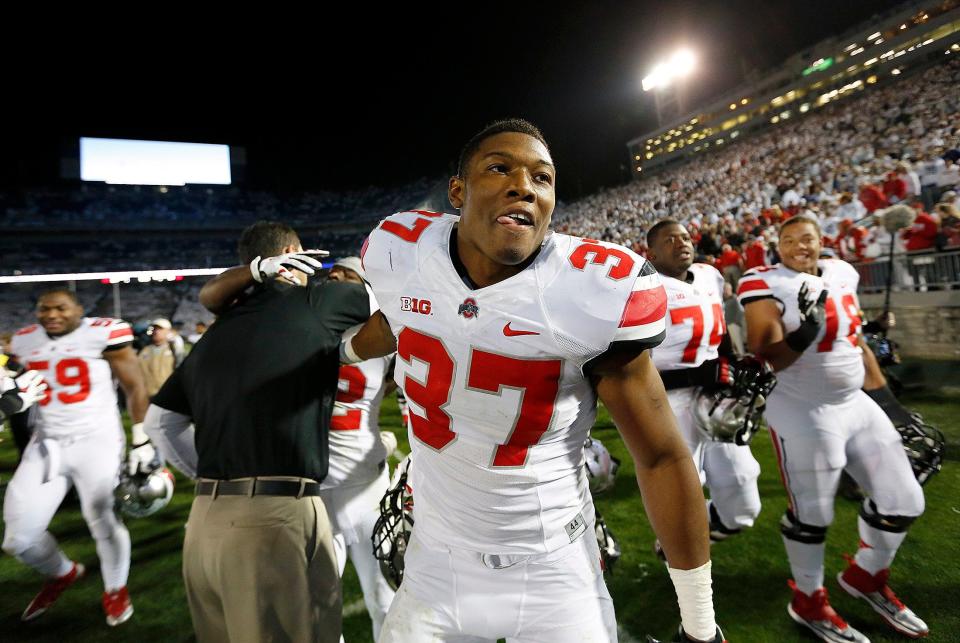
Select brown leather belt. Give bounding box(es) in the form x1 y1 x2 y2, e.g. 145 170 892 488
195 478 321 498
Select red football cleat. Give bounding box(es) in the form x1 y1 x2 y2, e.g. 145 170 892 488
102 586 134 626
838 560 929 638
21 562 85 622
787 579 868 642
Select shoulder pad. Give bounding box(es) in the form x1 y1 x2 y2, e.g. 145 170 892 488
737 265 779 305
362 210 456 297
542 235 667 357
87 318 134 348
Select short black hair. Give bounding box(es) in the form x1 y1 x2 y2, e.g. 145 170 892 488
37 288 80 305
779 215 821 237
238 221 300 265
646 219 683 247
457 118 550 178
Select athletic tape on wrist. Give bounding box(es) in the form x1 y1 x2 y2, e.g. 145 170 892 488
339 337 362 364
668 560 717 641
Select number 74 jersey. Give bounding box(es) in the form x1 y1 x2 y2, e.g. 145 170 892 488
10 317 132 439
362 210 667 554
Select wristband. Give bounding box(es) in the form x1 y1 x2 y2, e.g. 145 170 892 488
131 422 149 446
339 336 363 364
668 560 717 642
250 256 265 283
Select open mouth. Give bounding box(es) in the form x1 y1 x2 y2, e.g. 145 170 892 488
497 211 534 228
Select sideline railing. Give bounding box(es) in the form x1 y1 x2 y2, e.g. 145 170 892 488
852 248 960 293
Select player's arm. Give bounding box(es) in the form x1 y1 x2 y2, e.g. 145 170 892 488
104 345 155 473
340 311 396 362
743 282 827 372
143 404 197 478
742 299 800 371
199 251 327 314
105 345 148 424
592 350 718 642
199 265 255 314
859 335 915 425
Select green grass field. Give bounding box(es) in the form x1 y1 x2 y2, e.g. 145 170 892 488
1 380 957 642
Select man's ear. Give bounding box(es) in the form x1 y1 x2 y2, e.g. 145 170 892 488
448 175 464 210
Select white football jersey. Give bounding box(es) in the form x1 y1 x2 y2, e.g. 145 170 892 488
362 210 667 554
652 263 726 371
738 259 864 402
10 317 132 439
321 350 392 490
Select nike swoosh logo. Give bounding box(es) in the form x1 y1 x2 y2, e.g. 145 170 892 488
503 323 540 337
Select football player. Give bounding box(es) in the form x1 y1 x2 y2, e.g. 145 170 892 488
342 120 723 642
646 220 763 543
739 216 928 641
196 255 398 640
3 289 153 626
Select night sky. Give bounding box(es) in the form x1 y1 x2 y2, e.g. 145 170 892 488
6 1 904 200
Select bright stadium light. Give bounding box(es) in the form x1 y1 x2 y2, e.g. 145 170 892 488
642 48 697 91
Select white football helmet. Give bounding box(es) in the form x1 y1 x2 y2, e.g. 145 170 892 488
115 467 175 518
584 437 620 494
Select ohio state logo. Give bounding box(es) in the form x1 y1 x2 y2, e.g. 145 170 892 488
458 297 480 319
400 296 432 315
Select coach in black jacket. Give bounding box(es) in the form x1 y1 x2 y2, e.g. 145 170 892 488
145 221 371 643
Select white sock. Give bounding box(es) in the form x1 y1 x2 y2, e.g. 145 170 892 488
783 536 825 595
855 516 907 575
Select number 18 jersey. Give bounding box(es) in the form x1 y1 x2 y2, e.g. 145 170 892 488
11 317 132 439
738 259 864 402
362 211 667 554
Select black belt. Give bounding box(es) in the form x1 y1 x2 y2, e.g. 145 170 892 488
195 479 321 498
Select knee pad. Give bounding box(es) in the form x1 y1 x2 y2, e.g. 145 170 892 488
2 531 31 558
780 510 827 544
859 500 919 534
85 509 123 540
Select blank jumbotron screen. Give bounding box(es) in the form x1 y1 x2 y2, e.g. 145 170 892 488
80 137 232 186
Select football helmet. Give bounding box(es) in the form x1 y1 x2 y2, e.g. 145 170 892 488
693 356 776 445
595 511 621 574
115 467 175 518
372 457 414 590
896 413 945 486
584 437 620 494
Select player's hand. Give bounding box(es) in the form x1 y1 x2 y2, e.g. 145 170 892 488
127 441 159 475
14 370 47 411
380 431 398 458
694 357 736 389
250 249 329 285
784 283 828 353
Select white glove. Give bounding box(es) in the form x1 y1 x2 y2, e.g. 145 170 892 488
128 422 158 474
380 431 398 458
14 370 47 411
250 250 329 285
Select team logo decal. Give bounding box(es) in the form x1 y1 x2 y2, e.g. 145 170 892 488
458 297 480 319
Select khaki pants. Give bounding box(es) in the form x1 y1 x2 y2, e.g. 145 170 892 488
183 482 341 643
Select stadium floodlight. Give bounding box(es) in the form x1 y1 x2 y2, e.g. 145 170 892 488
642 48 697 91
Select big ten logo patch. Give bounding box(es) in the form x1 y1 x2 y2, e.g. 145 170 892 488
400 296 432 315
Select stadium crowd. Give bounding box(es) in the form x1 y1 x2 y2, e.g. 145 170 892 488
556 59 960 279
